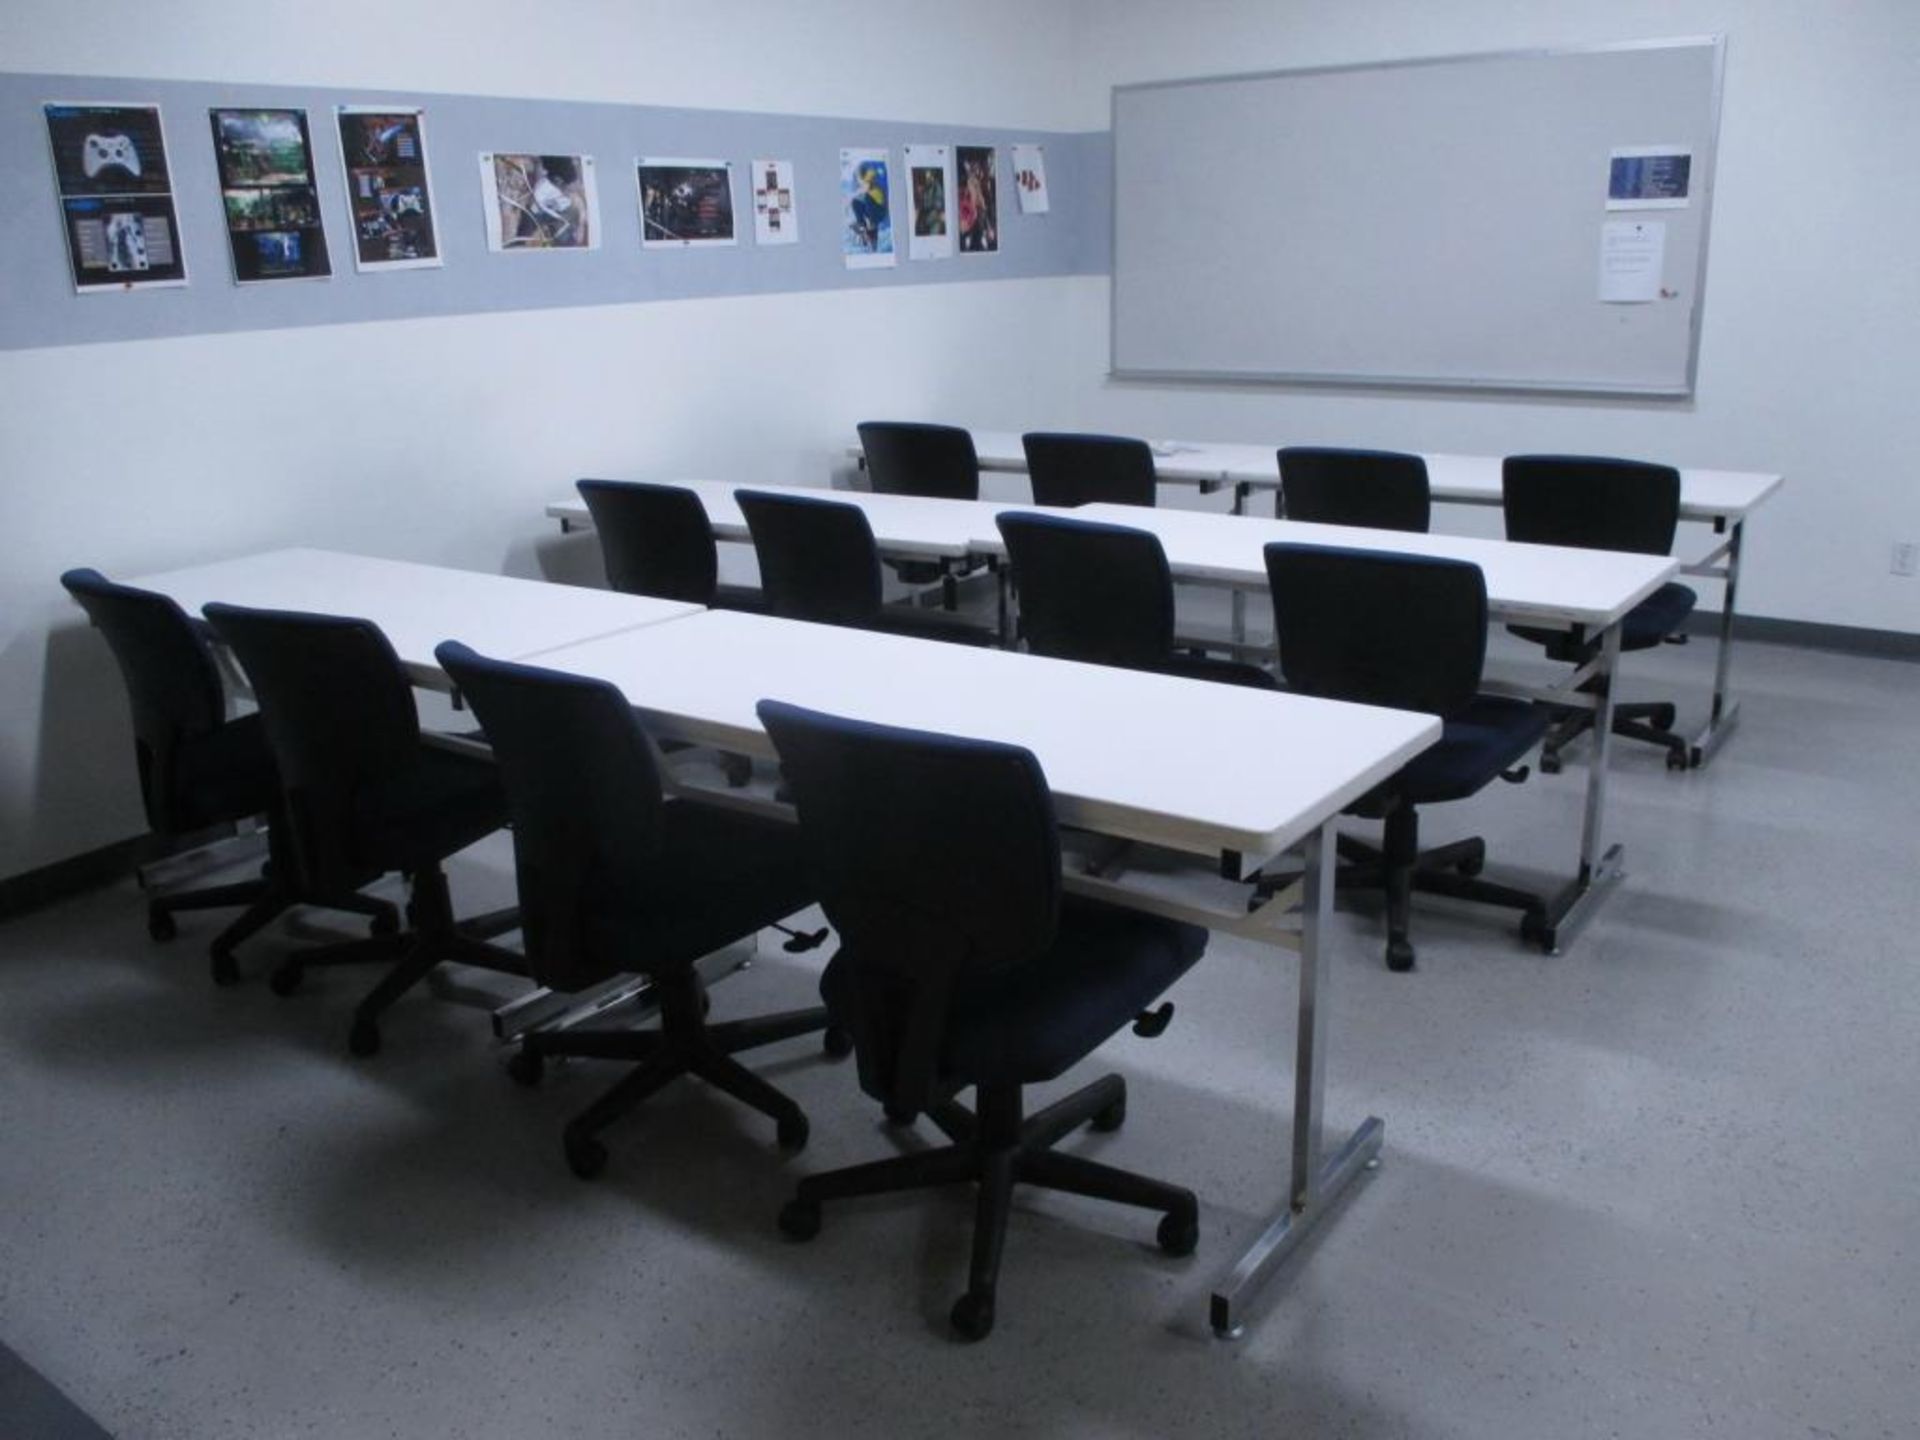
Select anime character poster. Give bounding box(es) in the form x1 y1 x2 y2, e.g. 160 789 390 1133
480 153 599 250
751 159 798 246
1011 143 1050 215
210 108 331 282
956 145 998 254
840 148 895 269
637 159 736 247
903 144 953 261
336 107 442 270
44 102 188 291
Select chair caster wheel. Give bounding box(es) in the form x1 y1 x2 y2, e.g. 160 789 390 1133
776 1112 810 1152
1666 748 1689 771
822 1026 853 1059
347 1018 381 1057
147 906 177 943
1456 840 1486 877
268 963 303 997
1521 910 1555 952
210 950 241 988
721 753 753 789
950 1289 996 1342
506 1049 545 1087
564 1133 608 1180
777 1198 822 1241
1688 746 1704 769
1539 753 1562 776
1385 938 1415 972
1157 1204 1200 1257
1090 1093 1127 1133
370 907 399 937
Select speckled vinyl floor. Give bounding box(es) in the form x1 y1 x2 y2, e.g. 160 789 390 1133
1 636 1915 1439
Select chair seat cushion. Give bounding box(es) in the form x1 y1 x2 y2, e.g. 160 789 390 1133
573 801 814 985
353 746 506 871
935 897 1206 1087
1510 582 1698 657
1394 696 1552 806
171 712 280 830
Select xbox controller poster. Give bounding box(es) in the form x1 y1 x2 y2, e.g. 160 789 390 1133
335 106 442 271
43 103 188 291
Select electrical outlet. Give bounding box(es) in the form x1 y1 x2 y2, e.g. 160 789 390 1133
1893 541 1919 578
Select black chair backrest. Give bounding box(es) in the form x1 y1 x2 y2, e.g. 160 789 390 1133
61 567 228 832
576 479 718 604
436 641 665 990
1265 543 1487 718
758 699 1061 1113
737 490 883 627
1502 455 1681 557
996 512 1175 670
203 603 420 891
857 421 980 501
1022 432 1157 509
1279 447 1431 533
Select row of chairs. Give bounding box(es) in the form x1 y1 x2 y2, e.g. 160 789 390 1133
62 567 1205 1341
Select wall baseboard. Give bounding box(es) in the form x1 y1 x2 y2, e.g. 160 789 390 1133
0 830 159 923
1685 611 1920 660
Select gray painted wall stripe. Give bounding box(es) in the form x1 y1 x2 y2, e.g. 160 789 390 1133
1 71 1114 352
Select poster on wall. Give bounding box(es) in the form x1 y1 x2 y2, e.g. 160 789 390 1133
335 106 442 271
750 159 798 246
209 108 331 283
1011 143 1050 215
1606 146 1692 209
956 145 998 254
840 147 895 269
479 153 599 250
43 102 188 292
903 145 953 261
637 159 736 247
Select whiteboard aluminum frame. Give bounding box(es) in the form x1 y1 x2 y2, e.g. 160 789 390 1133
1107 35 1726 398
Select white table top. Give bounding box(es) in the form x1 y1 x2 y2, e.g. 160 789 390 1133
984 504 1680 630
855 429 1784 522
549 479 1043 560
129 548 703 688
533 609 1439 861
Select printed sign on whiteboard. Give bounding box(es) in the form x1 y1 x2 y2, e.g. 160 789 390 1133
1607 146 1692 209
1598 220 1666 303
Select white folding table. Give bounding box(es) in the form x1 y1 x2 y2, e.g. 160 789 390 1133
530 607 1441 1337
972 503 1680 955
128 547 705 691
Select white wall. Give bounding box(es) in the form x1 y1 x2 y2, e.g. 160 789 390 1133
0 0 1087 880
1060 0 1920 634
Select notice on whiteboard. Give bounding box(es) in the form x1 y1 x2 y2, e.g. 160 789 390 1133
1608 146 1691 209
1598 220 1666 303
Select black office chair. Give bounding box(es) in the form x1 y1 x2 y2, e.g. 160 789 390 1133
856 421 985 603
574 478 763 612
996 512 1273 687
60 569 396 984
737 490 990 644
1265 544 1551 971
1278 447 1431 532
759 699 1202 1341
435 642 843 1179
1022 432 1158 509
1502 456 1697 771
203 604 520 1055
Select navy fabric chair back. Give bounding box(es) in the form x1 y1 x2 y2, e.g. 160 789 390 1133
1279 447 1432 533
1265 543 1487 718
737 490 883 626
1502 455 1681 557
758 699 1061 1111
576 479 718 604
857 421 980 501
203 603 419 891
1022 432 1157 509
436 642 666 990
60 568 228 831
996 512 1174 669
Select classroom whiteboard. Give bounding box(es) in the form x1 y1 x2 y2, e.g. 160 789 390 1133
1111 37 1724 396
